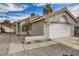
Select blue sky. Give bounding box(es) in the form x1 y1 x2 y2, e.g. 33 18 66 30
0 3 79 22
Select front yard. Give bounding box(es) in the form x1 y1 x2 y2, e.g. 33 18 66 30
0 33 79 56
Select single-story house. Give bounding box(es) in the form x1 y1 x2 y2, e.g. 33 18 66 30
13 16 40 35
13 7 78 39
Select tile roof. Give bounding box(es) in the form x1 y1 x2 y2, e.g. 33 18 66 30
13 7 77 25
76 17 79 23
31 7 77 23
13 16 40 25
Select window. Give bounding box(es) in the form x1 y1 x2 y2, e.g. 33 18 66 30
22 22 32 32
22 24 27 32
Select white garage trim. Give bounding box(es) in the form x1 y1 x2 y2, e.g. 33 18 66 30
49 23 74 39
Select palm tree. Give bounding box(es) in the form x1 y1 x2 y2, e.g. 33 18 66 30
43 4 53 15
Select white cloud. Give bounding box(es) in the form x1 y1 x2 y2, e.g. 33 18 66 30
0 3 30 22
33 3 46 6
33 3 55 8
0 3 29 12
7 14 30 22
0 12 7 16
0 13 30 22
0 17 7 22
68 4 79 17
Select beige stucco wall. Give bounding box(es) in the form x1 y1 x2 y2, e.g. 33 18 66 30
14 21 27 35
19 21 27 35
44 12 75 38
43 22 49 38
15 23 19 34
31 20 44 36
47 12 76 24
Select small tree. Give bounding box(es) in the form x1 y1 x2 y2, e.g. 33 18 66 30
25 19 32 36
43 4 53 15
2 20 11 27
31 13 36 17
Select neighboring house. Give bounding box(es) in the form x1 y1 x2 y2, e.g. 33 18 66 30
14 8 77 38
0 23 5 33
75 17 79 36
0 23 14 33
0 23 2 33
2 25 14 33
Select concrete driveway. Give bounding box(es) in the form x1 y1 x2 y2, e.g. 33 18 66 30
0 33 25 55
0 33 58 55
0 33 79 56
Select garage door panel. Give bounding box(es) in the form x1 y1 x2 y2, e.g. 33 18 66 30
49 24 72 38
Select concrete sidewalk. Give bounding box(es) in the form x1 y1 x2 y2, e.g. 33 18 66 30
51 37 79 51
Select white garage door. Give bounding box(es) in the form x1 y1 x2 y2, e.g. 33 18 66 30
49 24 73 38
